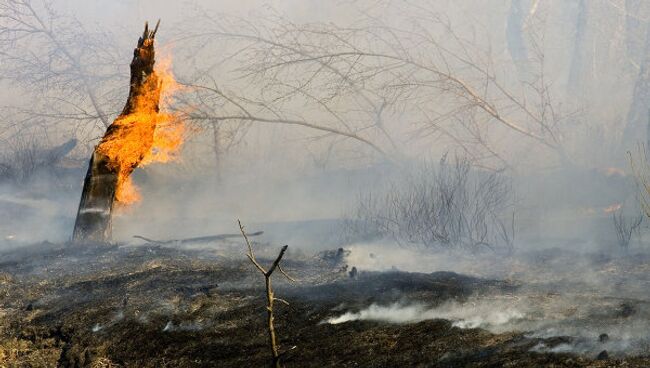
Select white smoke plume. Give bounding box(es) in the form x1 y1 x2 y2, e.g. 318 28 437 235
326 298 524 329
326 292 650 356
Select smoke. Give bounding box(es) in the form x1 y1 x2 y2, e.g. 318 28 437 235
0 0 640 249
327 239 650 356
0 172 81 247
162 320 207 332
325 293 650 355
326 300 524 328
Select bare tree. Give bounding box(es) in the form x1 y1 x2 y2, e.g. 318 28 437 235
174 2 574 171
0 133 47 183
0 0 126 144
2 1 632 174
0 134 76 184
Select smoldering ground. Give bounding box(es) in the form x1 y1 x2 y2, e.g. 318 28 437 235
2 158 650 365
329 243 650 357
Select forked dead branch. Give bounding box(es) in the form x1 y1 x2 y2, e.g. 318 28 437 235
238 220 295 368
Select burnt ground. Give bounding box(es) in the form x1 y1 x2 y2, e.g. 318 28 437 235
1 241 650 367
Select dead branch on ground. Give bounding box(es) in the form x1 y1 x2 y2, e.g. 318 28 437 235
133 231 263 245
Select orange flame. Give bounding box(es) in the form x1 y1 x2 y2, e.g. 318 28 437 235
96 54 185 206
603 203 622 214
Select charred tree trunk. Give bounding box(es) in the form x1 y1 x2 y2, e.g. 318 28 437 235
506 0 528 75
625 0 645 64
72 151 118 242
72 21 160 243
567 0 588 96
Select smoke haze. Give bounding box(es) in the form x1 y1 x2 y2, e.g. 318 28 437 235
2 0 650 361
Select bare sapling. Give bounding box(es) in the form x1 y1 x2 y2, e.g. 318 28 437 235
238 220 295 368
612 208 643 249
344 154 514 252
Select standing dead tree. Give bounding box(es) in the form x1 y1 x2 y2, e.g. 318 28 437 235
238 220 294 368
72 21 161 243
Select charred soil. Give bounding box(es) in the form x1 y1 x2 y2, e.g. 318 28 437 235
1 242 649 367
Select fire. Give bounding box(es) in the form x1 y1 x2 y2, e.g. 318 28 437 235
96 54 185 206
600 167 626 177
603 203 622 214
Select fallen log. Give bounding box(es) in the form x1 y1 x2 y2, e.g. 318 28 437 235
72 21 161 243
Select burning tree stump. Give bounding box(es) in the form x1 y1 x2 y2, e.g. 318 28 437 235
73 21 161 243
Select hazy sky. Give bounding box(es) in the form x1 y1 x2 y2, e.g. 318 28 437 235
58 0 340 28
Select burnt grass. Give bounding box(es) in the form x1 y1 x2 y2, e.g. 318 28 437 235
1 242 649 367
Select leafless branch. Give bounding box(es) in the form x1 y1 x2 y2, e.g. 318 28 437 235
238 219 293 368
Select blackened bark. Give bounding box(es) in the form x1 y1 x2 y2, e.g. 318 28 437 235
72 151 118 242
